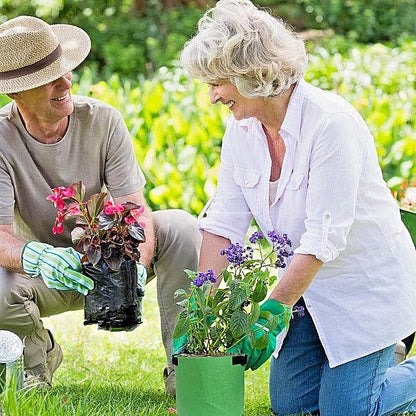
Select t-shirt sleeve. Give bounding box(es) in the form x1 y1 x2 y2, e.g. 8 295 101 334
104 109 146 198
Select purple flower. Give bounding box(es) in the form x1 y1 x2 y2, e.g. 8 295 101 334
192 275 205 287
220 243 245 266
249 231 264 243
192 269 218 287
267 230 285 245
293 305 305 318
206 269 217 283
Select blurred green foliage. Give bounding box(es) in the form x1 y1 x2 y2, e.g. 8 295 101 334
73 67 229 214
0 1 415 213
1 0 414 80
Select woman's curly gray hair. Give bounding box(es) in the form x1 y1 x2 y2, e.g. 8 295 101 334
181 0 308 98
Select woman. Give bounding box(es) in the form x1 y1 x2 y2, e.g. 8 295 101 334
179 0 416 415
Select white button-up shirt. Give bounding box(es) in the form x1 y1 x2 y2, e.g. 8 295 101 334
199 79 416 367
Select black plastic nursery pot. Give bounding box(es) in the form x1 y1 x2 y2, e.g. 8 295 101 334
83 259 142 331
172 354 247 416
400 208 416 247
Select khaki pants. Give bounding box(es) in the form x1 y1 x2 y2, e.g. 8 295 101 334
0 209 201 372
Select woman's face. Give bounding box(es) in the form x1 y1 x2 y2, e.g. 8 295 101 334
208 82 264 121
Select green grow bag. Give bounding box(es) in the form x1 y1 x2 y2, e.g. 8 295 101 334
173 354 247 416
400 208 416 247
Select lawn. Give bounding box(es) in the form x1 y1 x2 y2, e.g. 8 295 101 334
2 280 272 416
2 279 415 415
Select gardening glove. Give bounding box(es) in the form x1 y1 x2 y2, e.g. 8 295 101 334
21 241 94 296
136 262 147 297
228 299 291 371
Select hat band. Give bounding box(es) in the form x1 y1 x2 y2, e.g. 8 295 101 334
0 44 62 81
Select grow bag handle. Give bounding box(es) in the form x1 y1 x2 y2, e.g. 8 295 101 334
232 355 247 366
172 354 247 366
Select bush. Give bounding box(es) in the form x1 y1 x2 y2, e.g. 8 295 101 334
1 0 414 80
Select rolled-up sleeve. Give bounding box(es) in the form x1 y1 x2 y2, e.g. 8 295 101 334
295 112 367 262
198 128 253 245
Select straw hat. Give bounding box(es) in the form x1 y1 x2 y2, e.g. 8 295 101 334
0 16 91 94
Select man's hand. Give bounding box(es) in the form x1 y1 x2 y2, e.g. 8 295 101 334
21 241 94 295
228 299 291 370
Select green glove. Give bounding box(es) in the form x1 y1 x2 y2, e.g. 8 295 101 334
173 334 188 356
21 241 94 296
228 299 291 370
136 262 147 297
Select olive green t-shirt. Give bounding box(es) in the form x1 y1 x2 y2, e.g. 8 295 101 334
0 96 145 247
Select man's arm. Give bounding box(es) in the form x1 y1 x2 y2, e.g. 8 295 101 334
0 224 25 273
114 190 155 269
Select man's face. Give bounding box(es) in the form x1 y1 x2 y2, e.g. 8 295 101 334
14 72 74 124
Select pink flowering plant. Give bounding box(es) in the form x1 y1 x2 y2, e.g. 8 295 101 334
47 181 146 271
173 230 294 356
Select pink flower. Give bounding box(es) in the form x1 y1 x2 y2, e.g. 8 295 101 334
168 408 177 414
124 214 136 225
52 219 64 234
131 206 145 219
46 187 66 211
67 203 81 216
103 201 125 215
61 186 74 198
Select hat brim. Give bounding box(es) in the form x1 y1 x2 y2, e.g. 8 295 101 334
0 24 91 94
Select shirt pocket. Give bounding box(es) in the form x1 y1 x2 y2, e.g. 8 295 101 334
286 170 305 191
233 167 263 214
233 168 262 188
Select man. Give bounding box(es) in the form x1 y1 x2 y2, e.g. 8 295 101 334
0 16 200 396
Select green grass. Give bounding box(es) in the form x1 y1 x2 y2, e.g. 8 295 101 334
1 281 272 416
2 280 415 415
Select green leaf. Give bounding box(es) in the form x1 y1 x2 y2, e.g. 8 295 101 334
184 269 198 280
248 302 260 326
251 281 268 302
254 331 269 350
71 226 86 244
229 286 247 310
222 269 232 285
230 310 248 338
176 299 188 308
86 192 107 219
173 317 190 338
71 180 85 202
253 270 269 281
174 288 187 298
247 330 257 348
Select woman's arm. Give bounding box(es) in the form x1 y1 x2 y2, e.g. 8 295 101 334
269 253 323 307
198 230 230 279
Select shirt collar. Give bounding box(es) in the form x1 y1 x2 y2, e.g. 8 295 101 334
280 79 304 139
237 79 305 140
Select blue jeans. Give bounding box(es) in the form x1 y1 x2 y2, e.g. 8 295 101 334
269 299 416 416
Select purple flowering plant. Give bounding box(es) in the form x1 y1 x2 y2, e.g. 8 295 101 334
173 230 294 355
